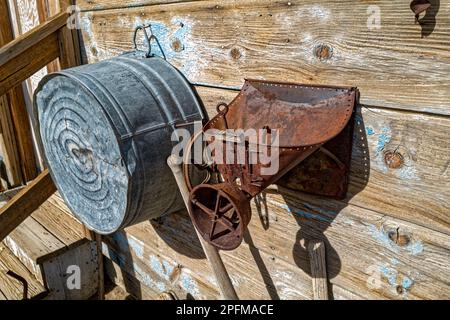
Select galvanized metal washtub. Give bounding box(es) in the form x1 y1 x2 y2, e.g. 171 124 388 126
34 52 206 234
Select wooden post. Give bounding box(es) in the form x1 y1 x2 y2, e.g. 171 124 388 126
0 96 22 187
94 233 105 300
167 155 238 300
0 169 56 242
0 0 27 188
7 90 38 182
36 0 61 73
308 240 329 300
58 25 77 69
56 0 82 68
82 221 104 300
0 0 38 184
0 12 70 178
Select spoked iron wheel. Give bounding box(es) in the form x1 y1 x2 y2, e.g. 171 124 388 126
189 183 251 250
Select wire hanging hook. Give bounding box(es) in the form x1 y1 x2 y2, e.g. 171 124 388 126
132 24 167 59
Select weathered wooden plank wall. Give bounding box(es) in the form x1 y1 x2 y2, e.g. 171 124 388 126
70 0 448 299
77 0 450 115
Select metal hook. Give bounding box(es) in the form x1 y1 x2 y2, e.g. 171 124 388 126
6 270 28 300
132 24 167 59
216 102 229 116
216 102 229 129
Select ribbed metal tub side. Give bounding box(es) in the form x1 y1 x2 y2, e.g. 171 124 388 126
34 54 205 234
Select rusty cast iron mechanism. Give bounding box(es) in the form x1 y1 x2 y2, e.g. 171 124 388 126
184 79 359 250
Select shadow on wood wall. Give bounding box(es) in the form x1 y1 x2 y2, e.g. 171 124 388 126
141 106 370 299
232 104 369 299
416 0 440 38
104 232 143 299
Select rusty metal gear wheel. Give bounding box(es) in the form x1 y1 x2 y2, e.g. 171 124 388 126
189 183 251 250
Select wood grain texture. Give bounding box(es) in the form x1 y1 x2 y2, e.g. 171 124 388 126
0 244 46 299
32 194 86 248
101 232 222 299
0 31 59 96
0 289 6 300
5 0 47 172
2 192 87 272
7 89 38 182
308 240 329 300
194 87 450 299
0 0 38 183
103 212 351 300
44 0 62 18
78 0 450 115
36 0 48 22
104 195 450 300
103 279 134 300
104 256 162 299
14 0 40 34
195 86 450 235
77 0 198 11
7 0 46 91
13 0 44 93
37 0 61 73
0 95 22 187
57 25 78 68
42 240 98 300
6 0 44 97
0 0 21 188
95 233 105 300
3 214 65 280
1 185 95 299
0 0 23 186
48 1 83 66
0 170 56 242
251 187 450 299
49 190 450 299
0 11 67 63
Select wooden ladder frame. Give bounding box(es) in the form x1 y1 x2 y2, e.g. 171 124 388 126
0 11 78 242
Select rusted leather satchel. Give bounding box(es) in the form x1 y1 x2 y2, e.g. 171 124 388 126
185 79 359 250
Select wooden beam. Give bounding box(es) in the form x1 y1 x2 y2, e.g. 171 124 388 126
0 11 67 66
0 12 68 96
36 0 48 21
47 0 61 18
0 169 56 242
307 240 329 300
57 0 82 69
58 26 77 69
37 0 61 73
0 32 59 97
